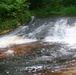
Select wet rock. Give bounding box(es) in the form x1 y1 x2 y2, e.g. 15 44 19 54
29 63 76 75
0 41 48 58
1 42 76 75
33 59 76 75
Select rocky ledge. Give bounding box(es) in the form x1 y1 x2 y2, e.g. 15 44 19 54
0 41 48 58
0 41 76 75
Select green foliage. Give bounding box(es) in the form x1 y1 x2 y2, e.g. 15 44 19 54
29 0 76 15
0 0 76 33
28 0 43 10
62 0 76 6
0 0 30 19
59 6 76 15
0 19 18 32
0 0 30 33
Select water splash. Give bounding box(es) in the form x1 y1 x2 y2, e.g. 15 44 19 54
1 17 76 48
43 18 76 47
1 17 76 75
0 35 37 48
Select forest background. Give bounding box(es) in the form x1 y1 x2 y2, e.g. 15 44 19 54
0 0 76 33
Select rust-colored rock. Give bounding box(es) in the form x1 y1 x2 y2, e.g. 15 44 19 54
33 64 76 75
0 41 48 58
35 70 76 75
1 41 76 74
34 60 76 75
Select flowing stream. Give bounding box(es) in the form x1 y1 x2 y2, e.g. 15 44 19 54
0 16 76 75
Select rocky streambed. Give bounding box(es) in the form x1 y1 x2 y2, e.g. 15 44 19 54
0 41 76 75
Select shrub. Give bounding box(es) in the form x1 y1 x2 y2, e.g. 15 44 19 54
0 0 30 20
0 0 31 33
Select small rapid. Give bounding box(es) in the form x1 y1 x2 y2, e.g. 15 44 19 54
44 19 76 46
1 16 76 75
1 16 76 48
0 35 37 48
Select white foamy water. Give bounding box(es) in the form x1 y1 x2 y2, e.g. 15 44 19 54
0 35 37 48
0 17 76 49
44 19 76 47
1 17 76 75
5 50 14 55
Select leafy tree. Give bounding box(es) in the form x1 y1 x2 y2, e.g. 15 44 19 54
62 0 76 6
0 0 30 21
0 0 30 32
28 0 43 10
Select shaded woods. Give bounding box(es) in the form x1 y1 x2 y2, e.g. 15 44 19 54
0 0 30 32
0 0 76 33
28 0 76 15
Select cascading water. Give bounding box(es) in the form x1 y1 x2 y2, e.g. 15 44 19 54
1 16 76 75
44 18 76 46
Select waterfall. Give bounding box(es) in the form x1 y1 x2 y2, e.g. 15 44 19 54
0 16 76 48
1 16 76 75
44 18 76 45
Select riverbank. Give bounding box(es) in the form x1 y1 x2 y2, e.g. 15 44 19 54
1 14 76 35
1 7 76 34
0 18 28 34
1 0 76 34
